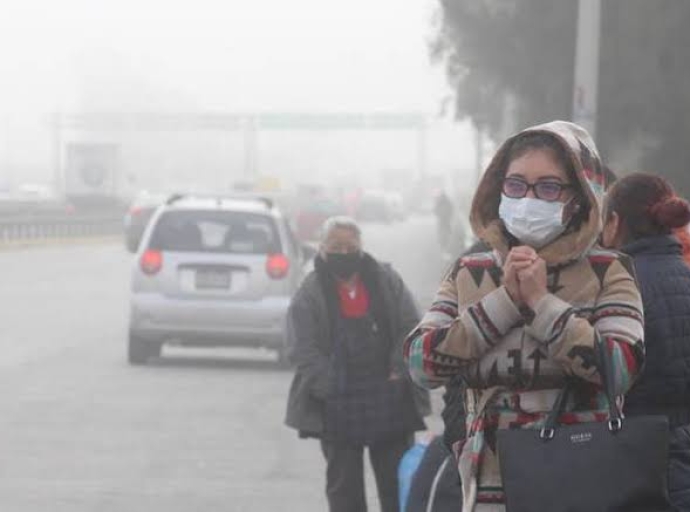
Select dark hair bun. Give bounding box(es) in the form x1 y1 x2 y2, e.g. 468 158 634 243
651 196 690 229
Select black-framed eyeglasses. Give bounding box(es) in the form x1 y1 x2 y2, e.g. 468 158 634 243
502 177 573 202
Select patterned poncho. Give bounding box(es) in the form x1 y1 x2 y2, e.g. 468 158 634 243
404 121 645 511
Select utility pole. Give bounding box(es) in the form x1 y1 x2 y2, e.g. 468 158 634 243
416 121 427 180
0 113 9 194
572 0 601 139
52 113 63 197
242 115 258 182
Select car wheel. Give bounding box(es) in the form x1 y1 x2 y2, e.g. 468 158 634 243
276 345 292 369
128 333 160 365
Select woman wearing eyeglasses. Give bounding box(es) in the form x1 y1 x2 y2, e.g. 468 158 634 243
404 121 645 511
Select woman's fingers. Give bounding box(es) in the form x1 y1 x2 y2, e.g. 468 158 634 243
517 258 548 308
507 246 538 264
510 260 534 272
516 258 546 281
506 261 533 281
512 245 537 255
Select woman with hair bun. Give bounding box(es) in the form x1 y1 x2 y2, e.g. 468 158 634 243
602 172 690 510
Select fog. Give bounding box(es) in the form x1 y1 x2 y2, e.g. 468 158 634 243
0 0 478 196
7 2 683 511
0 2 474 510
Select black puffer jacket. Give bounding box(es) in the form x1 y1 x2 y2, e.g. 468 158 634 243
622 235 690 509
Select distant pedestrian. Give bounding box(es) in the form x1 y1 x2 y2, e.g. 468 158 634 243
434 192 453 249
285 216 430 512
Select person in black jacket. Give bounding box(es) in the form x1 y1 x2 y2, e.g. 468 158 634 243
601 172 690 510
285 216 430 512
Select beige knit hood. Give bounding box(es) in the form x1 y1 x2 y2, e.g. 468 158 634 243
469 120 606 266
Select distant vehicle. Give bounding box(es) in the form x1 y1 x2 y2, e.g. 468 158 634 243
355 190 405 223
16 183 55 201
124 192 167 252
128 193 315 365
383 191 407 221
0 187 74 217
293 197 344 243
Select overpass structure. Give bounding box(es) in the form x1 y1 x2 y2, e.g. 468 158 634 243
51 112 430 196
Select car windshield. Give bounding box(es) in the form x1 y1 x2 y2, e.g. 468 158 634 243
149 210 281 254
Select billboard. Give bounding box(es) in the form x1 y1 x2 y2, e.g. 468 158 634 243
65 143 119 196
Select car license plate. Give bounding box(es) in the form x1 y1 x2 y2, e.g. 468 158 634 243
195 269 231 289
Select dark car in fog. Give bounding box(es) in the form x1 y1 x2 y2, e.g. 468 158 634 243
124 192 167 252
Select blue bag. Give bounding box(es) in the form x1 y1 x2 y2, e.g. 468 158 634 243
398 440 429 511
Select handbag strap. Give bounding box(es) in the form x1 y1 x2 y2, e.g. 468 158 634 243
541 334 622 440
541 385 571 439
426 456 451 512
597 333 623 428
465 386 505 436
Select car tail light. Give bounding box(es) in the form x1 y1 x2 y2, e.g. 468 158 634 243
266 253 290 279
140 249 163 275
129 206 143 216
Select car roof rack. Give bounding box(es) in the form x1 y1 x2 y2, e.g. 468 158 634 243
165 193 273 209
165 193 186 205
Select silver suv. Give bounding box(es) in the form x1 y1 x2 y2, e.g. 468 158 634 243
128 194 313 365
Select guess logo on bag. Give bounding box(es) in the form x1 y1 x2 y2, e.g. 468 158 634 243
570 432 593 444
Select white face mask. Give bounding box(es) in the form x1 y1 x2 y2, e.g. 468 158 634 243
498 194 567 248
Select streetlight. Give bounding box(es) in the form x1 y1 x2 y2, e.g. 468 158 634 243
572 0 601 139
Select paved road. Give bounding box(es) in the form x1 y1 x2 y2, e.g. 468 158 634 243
0 215 448 511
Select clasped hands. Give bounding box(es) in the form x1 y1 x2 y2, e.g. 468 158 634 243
503 246 548 309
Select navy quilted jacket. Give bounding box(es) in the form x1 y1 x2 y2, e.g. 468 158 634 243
623 235 690 428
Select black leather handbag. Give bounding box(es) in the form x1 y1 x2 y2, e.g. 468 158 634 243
497 339 672 512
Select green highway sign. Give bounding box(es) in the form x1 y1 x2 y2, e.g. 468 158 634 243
57 112 427 131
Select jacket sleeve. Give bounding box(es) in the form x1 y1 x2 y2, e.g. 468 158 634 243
404 258 523 389
286 286 331 400
524 254 644 394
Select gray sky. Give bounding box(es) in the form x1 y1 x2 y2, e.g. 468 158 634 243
0 0 448 113
0 0 481 191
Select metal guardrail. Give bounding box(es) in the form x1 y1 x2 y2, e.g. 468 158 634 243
0 215 123 244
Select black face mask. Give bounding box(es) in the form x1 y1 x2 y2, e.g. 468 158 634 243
326 252 362 279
